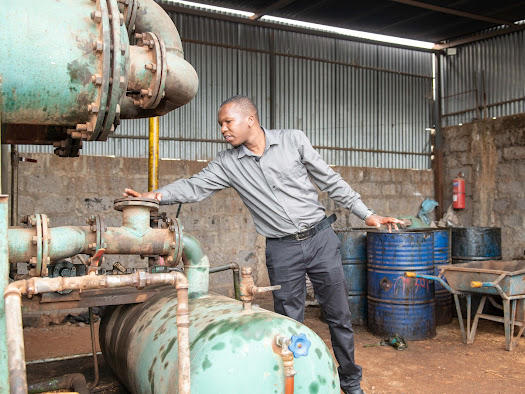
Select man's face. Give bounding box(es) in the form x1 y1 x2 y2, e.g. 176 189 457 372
217 103 253 147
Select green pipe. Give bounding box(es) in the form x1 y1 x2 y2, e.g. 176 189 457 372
209 263 240 300
182 234 209 298
0 195 10 393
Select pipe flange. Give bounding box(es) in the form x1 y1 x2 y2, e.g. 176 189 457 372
80 0 112 141
113 197 159 212
133 32 167 109
118 0 138 34
41 215 50 277
33 214 43 276
98 0 128 140
96 214 106 251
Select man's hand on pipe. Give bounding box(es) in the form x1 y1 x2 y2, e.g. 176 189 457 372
123 188 163 201
365 214 405 232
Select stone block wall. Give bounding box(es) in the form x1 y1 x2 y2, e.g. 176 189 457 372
14 153 433 294
442 113 525 259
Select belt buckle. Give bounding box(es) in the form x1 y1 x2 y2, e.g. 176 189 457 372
294 229 310 241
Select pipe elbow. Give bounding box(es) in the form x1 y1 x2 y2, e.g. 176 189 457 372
121 0 198 119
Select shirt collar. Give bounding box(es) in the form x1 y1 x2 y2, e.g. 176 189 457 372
237 127 279 159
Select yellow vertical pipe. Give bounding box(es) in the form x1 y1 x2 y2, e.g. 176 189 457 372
148 117 159 192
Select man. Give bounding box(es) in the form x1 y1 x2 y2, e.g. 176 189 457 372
125 95 403 394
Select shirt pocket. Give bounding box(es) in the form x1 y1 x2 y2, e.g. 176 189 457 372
279 159 306 185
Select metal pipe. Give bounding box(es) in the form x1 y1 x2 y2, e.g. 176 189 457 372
148 117 159 192
88 308 99 390
120 0 198 119
182 233 209 298
10 146 18 226
1 145 8 195
27 373 89 394
209 262 241 300
8 224 178 263
275 336 296 394
4 271 190 394
0 195 10 393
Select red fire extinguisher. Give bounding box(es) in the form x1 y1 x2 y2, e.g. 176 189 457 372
452 172 465 209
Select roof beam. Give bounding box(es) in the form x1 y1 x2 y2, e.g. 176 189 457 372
433 23 525 50
388 0 514 26
249 0 298 21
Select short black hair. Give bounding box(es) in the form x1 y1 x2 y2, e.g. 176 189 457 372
220 95 259 122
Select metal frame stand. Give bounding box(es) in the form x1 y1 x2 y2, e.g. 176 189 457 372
453 293 525 350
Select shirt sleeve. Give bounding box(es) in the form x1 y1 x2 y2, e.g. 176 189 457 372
154 154 231 205
295 130 371 220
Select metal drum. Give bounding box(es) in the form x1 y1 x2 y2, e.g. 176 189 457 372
434 228 453 325
335 228 367 325
452 227 502 261
452 227 502 317
367 230 436 340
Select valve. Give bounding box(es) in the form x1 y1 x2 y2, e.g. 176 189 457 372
288 333 311 358
239 266 281 311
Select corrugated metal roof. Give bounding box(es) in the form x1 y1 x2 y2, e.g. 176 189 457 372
160 0 525 43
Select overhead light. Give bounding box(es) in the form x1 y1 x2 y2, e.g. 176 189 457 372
260 16 435 49
168 1 434 49
169 1 255 18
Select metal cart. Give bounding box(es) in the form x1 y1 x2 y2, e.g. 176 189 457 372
406 260 525 351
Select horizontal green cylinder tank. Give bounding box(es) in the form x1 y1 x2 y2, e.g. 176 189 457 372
100 291 340 394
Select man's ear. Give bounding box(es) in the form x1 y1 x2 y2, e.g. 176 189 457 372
247 114 255 127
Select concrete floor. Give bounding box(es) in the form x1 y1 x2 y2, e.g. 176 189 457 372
24 294 525 394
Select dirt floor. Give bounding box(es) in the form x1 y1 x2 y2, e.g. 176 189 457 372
24 295 525 394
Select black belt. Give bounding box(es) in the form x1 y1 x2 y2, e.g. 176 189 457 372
272 214 337 241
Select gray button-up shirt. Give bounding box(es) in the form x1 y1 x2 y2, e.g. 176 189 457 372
156 128 370 238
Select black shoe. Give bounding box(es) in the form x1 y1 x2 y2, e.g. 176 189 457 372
344 388 365 394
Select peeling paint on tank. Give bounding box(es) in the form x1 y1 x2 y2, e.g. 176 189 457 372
315 348 322 359
211 342 225 351
161 337 177 362
309 382 319 394
202 355 212 371
67 59 92 85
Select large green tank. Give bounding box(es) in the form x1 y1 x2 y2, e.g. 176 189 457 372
100 290 340 394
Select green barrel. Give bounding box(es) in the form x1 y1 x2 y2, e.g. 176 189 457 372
100 291 340 394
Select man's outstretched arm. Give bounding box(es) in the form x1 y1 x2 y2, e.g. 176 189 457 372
123 154 231 205
295 130 403 231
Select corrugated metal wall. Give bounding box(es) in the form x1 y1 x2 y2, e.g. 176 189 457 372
441 30 525 127
19 12 434 169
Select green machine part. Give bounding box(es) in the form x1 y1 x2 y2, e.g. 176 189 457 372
0 0 198 157
100 292 340 394
0 0 129 147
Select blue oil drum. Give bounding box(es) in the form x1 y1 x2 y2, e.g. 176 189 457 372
433 228 452 325
367 230 436 340
335 228 367 325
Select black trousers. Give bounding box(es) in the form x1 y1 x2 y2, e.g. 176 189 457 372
265 226 362 392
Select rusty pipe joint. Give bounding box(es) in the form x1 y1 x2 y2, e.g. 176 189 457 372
239 266 281 311
4 272 190 394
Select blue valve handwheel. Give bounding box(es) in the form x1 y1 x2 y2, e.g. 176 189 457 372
288 333 311 358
